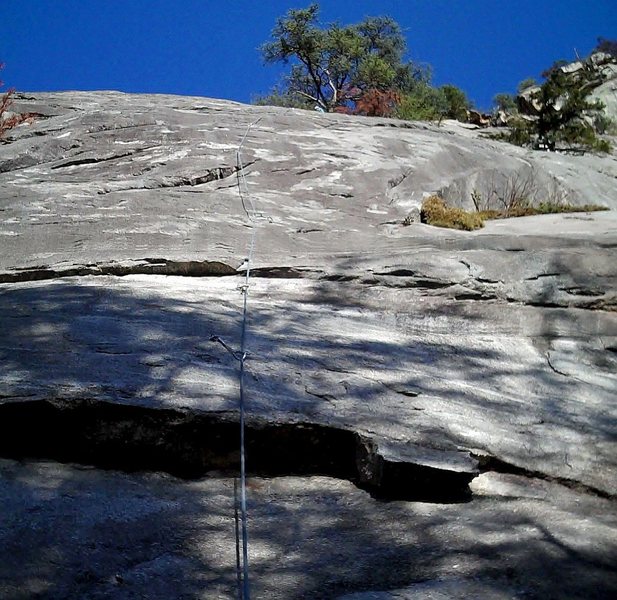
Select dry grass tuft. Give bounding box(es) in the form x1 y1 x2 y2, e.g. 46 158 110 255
420 196 485 231
418 195 608 231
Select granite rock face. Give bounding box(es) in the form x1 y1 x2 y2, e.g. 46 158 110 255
0 92 616 598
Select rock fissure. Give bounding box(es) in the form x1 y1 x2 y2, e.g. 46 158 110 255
0 259 237 283
472 453 613 500
387 168 413 191
2 261 613 314
146 163 252 189
249 266 323 279
545 351 573 378
51 151 135 170
561 286 606 296
0 398 477 504
524 272 562 281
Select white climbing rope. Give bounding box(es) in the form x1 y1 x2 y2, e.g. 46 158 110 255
209 116 264 599
210 117 263 600
234 117 261 600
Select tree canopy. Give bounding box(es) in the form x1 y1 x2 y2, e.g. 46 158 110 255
503 57 611 153
534 63 607 150
260 3 424 112
595 37 617 58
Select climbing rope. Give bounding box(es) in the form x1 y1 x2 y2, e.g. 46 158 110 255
211 117 262 600
234 117 261 600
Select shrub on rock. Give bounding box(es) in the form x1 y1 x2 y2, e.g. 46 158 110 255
420 196 484 231
0 63 34 140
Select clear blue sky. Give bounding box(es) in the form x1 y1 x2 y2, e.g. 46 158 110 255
1 1 615 110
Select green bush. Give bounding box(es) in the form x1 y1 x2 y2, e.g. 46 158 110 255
517 78 537 93
506 117 534 146
441 84 471 120
395 83 446 121
493 93 517 113
395 82 472 123
252 90 312 110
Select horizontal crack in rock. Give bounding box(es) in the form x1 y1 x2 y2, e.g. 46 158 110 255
295 228 323 234
524 272 561 281
0 399 476 504
51 152 134 169
453 290 498 301
93 161 258 195
372 272 452 290
472 452 613 500
248 266 322 279
159 166 239 187
304 386 337 402
0 259 237 283
561 286 605 297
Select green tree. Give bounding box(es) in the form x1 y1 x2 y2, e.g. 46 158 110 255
534 63 607 150
260 3 424 112
506 61 610 152
594 37 617 58
395 83 447 121
493 92 517 113
517 77 537 93
441 84 471 120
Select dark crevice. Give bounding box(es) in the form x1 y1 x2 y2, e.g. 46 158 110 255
249 266 322 279
373 121 418 129
473 453 613 500
94 345 132 355
373 272 452 290
0 399 475 504
514 298 561 309
575 297 617 311
154 165 245 188
524 272 561 281
545 352 571 378
514 297 615 311
561 286 605 297
304 387 337 402
0 259 236 283
387 168 413 190
379 382 421 398
376 269 415 277
4 263 612 314
51 152 134 170
83 123 157 135
93 162 258 195
325 152 351 160
454 291 498 301
320 274 358 283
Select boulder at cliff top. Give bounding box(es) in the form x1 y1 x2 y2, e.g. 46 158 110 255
0 92 616 599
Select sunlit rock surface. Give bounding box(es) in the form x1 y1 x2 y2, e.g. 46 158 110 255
0 92 615 599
